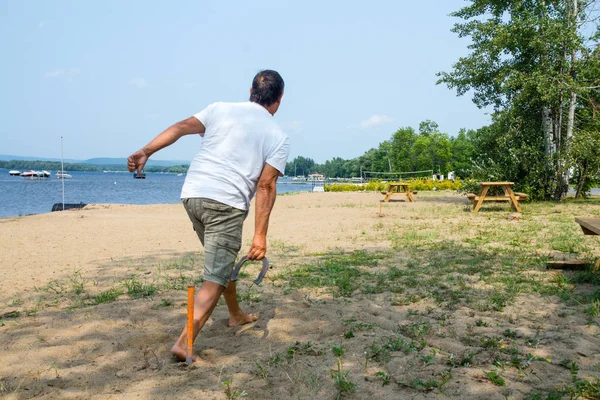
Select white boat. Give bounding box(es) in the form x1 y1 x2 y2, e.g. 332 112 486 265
56 170 72 179
9 170 20 176
40 170 51 178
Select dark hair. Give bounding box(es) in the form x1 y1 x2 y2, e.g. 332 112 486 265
250 70 284 106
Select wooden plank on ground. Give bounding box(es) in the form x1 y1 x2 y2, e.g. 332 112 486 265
546 261 589 270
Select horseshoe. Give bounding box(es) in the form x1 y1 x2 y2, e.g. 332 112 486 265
231 256 270 285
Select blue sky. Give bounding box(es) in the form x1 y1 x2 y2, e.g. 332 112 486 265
0 0 491 163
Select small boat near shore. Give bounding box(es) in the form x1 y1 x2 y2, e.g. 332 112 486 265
56 170 72 179
9 170 21 176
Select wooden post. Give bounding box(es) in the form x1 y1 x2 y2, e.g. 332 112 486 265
186 285 195 365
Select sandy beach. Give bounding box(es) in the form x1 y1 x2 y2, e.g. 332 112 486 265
1 191 599 399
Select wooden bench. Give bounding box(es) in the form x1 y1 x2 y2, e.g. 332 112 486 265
381 191 418 195
467 193 528 201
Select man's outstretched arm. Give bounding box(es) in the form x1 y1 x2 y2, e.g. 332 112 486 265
127 117 205 174
247 163 280 260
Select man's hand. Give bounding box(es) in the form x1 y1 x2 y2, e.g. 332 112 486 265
247 234 267 260
127 149 149 175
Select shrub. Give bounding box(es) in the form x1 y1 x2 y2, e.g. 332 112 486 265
325 179 463 192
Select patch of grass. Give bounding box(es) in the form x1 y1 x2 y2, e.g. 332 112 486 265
421 353 436 366
286 342 324 360
267 353 284 366
343 317 378 338
549 232 586 253
484 370 505 386
503 329 519 338
93 287 124 305
584 299 600 320
399 370 452 391
398 321 432 339
67 269 86 295
369 335 423 363
122 275 158 298
375 371 390 386
222 380 247 399
254 362 268 379
1 310 20 319
447 351 474 368
159 298 174 307
330 359 358 398
331 345 345 357
280 250 386 296
237 288 261 303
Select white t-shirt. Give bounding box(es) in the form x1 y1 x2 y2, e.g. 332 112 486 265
181 101 290 210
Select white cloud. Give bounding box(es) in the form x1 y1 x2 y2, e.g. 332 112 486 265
44 69 64 78
44 68 81 79
359 114 392 129
281 120 304 133
129 78 147 88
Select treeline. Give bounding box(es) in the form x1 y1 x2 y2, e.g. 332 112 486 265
0 160 188 174
285 120 474 179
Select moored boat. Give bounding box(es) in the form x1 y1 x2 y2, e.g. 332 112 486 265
9 170 21 176
20 170 50 179
56 170 72 179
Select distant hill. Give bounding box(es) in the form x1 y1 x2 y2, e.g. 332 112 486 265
0 154 79 163
0 155 189 167
82 157 189 167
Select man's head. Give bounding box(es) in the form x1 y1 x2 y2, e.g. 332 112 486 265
249 70 284 115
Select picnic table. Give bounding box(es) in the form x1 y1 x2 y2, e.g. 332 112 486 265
550 217 600 270
381 182 415 203
575 218 600 269
466 182 527 213
575 217 600 236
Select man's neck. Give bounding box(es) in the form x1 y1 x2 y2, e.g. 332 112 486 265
251 101 276 116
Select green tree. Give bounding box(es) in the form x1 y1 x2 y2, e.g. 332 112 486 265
389 127 417 172
451 129 476 177
438 0 599 200
285 156 315 177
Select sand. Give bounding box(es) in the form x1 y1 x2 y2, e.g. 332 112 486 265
1 192 599 399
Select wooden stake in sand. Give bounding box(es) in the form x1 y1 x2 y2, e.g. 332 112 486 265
186 285 194 365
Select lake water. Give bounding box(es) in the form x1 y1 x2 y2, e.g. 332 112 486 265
0 169 317 218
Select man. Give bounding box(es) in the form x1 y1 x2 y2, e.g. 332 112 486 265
127 70 290 362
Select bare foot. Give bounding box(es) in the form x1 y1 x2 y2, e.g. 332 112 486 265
228 312 257 327
171 344 200 363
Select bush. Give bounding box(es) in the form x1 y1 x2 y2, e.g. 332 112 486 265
325 179 464 192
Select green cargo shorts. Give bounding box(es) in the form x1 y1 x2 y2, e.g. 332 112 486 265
182 198 247 287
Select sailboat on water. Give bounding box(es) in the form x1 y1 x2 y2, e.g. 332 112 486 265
51 136 86 212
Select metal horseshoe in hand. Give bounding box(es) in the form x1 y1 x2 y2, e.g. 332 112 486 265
231 256 270 285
